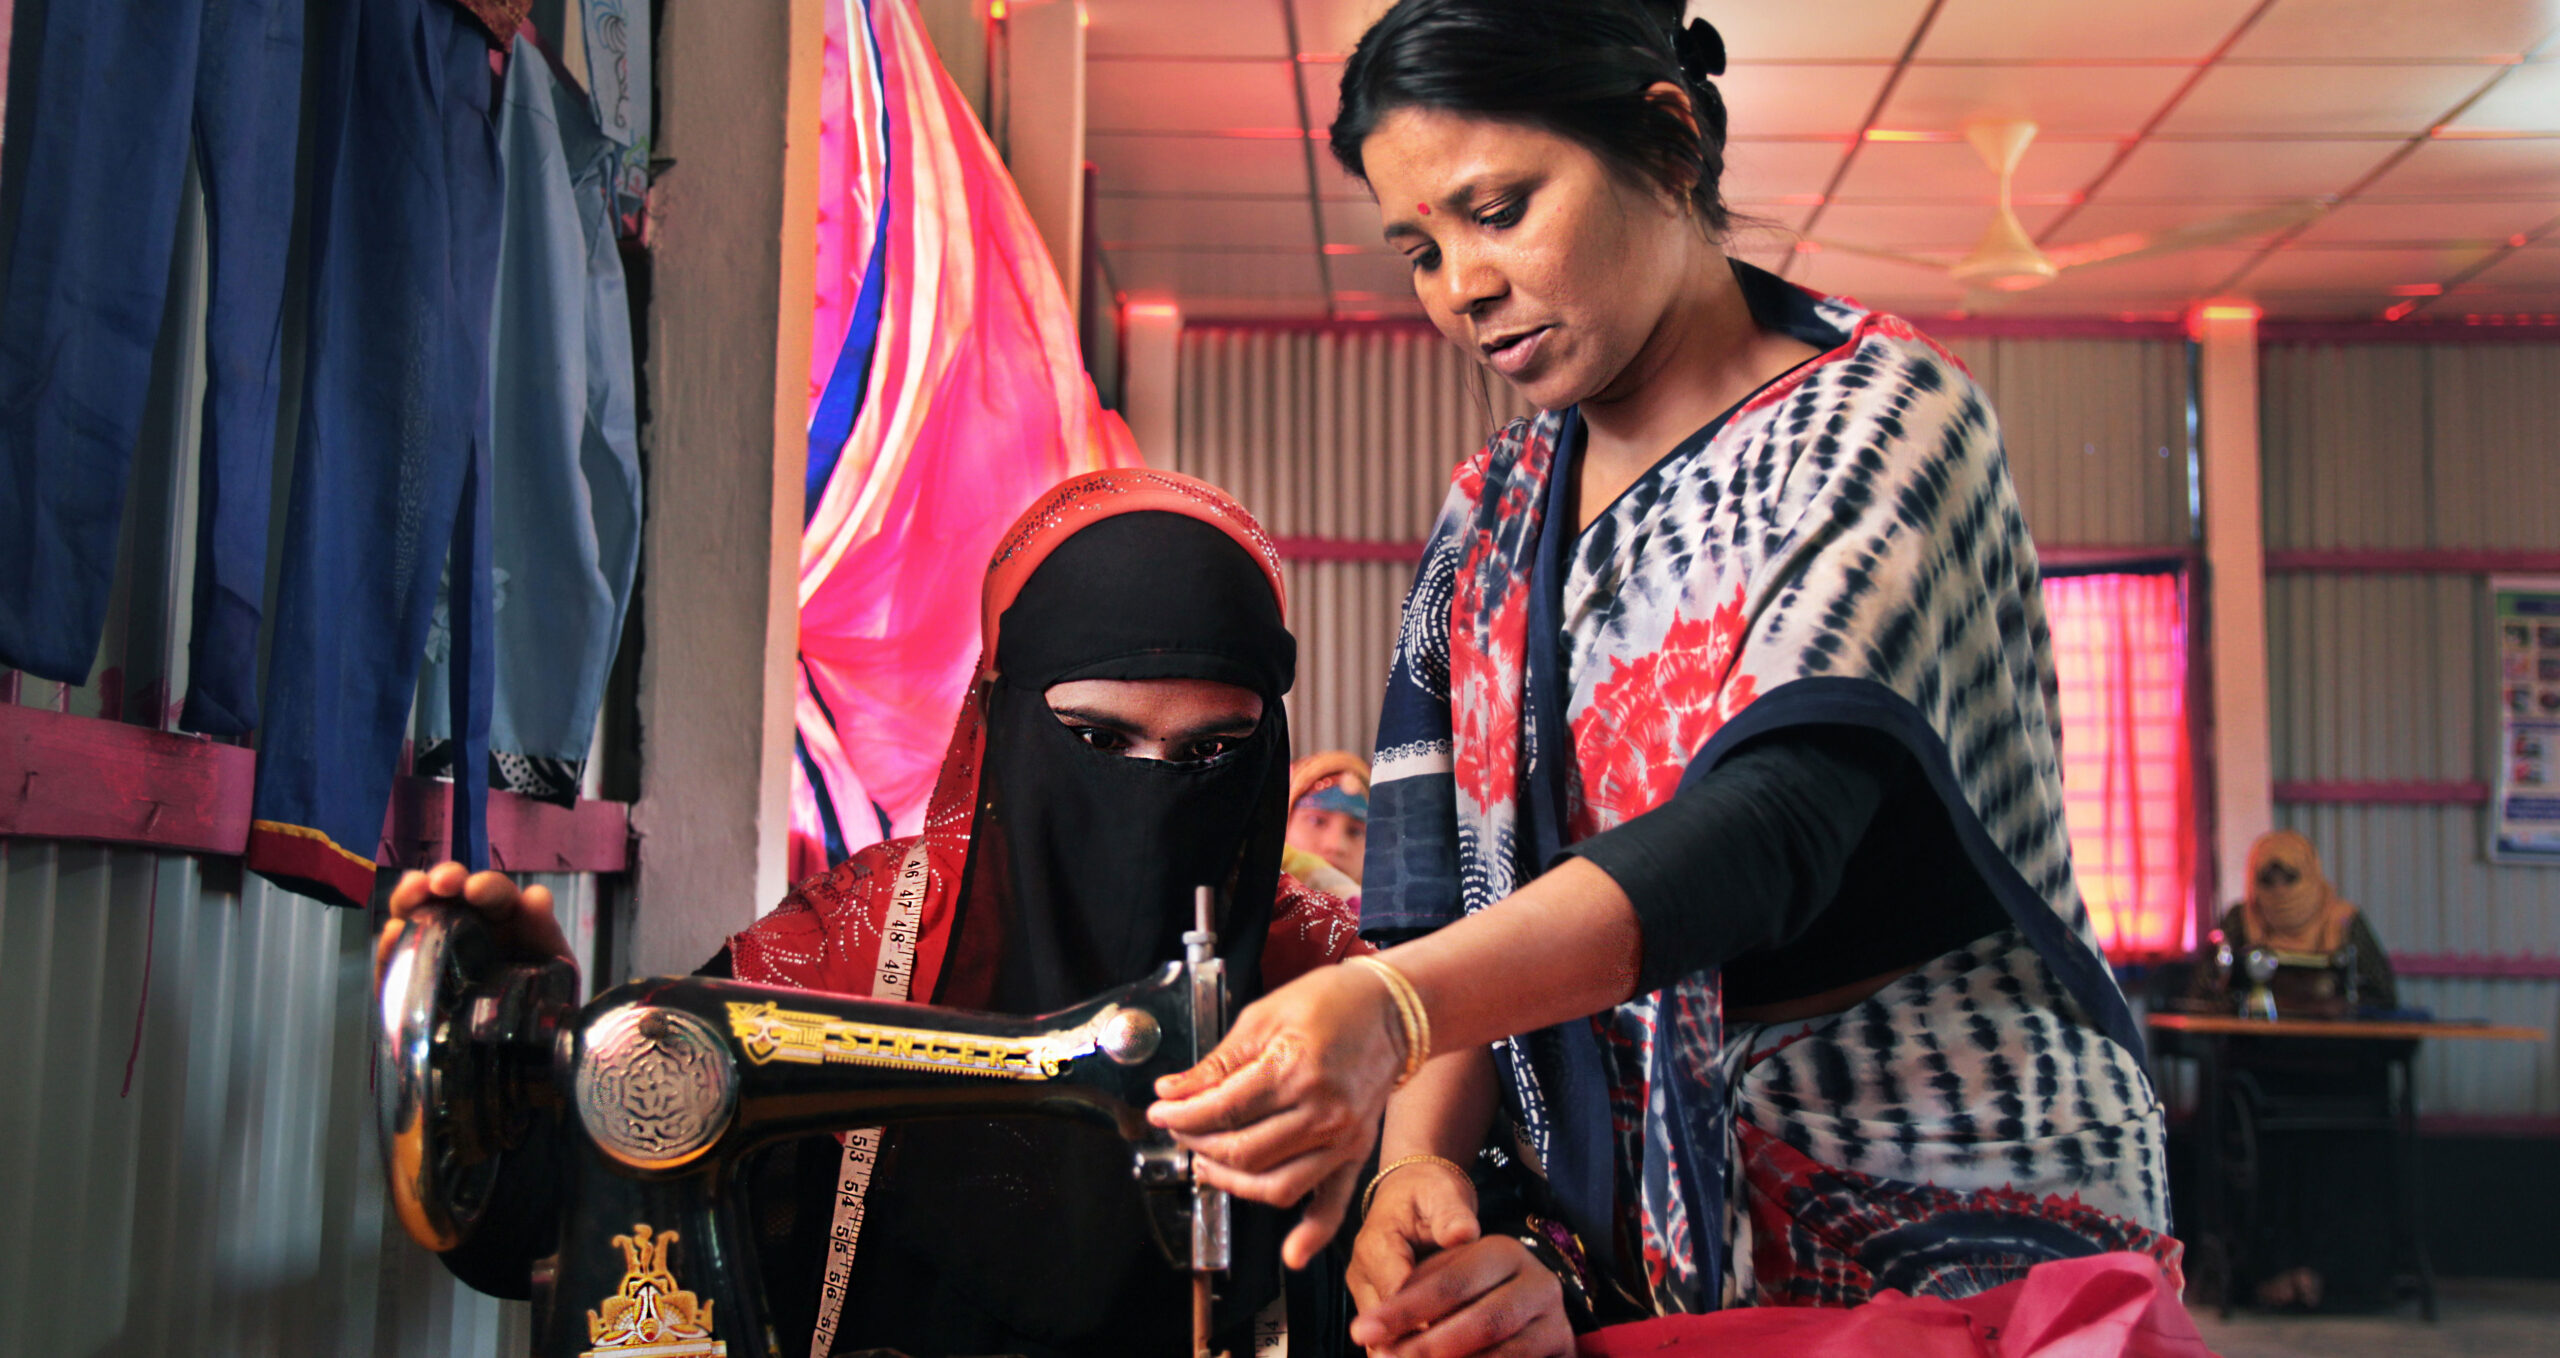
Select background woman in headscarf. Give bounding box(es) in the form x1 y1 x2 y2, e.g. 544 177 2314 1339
2204 829 2397 1009
1287 750 1373 902
1146 3 2177 1353
2193 829 2399 1313
382 469 1370 1356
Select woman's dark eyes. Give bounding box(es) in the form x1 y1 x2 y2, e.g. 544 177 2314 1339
1065 725 1241 766
1067 725 1131 752
1405 198 1522 273
1169 737 1243 767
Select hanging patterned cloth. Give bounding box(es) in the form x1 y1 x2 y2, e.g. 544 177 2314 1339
795 0 1139 875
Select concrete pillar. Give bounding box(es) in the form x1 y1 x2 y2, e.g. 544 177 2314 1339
2193 302 2273 906
1000 0 1086 316
1122 301 1182 464
630 0 823 975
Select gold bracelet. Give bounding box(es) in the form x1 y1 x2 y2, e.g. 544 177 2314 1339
1361 1153 1472 1218
1348 953 1431 1086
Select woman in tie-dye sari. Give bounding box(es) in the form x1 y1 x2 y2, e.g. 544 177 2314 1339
1150 3 2180 1353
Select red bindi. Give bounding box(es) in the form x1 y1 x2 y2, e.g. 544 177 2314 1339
1417 202 1432 216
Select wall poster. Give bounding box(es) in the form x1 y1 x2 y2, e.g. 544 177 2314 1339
2492 576 2560 864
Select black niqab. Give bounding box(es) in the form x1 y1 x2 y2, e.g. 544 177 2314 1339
842 511 1299 1356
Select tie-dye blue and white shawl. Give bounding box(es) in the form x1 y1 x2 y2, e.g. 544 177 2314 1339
1363 264 2151 1310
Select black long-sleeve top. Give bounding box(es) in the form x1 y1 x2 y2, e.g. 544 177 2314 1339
1566 724 2010 1005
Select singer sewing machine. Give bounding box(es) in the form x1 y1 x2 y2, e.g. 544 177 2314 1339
375 895 1233 1358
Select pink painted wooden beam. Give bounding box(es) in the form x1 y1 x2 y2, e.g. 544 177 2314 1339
0 703 254 855
2272 779 2489 805
379 776 631 875
2265 548 2560 574
0 704 631 875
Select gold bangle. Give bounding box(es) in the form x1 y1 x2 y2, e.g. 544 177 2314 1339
1361 1153 1471 1218
1348 953 1431 1086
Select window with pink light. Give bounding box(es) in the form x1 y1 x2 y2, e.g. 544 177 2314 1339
2044 569 2196 961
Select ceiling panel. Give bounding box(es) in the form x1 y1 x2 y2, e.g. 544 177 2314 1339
1175 294 1341 320
2361 136 2560 197
1326 252 1426 299
1087 133 1312 196
1086 59 1302 134
2160 63 2493 136
1878 64 2190 136
1789 249 1968 307
1692 0 1935 61
1096 194 1317 250
1722 139 1853 201
1813 201 2068 251
1715 64 1893 137
1320 197 1391 250
2044 200 2311 249
1077 0 2560 318
1083 0 1291 58
2095 138 2398 198
2044 248 2266 294
1917 0 2261 61
1294 0 1402 57
2290 199 2560 245
2470 246 2560 286
2227 0 2560 61
1103 248 1325 297
2435 293 2560 319
2442 60 2560 133
2234 244 2503 290
1299 61 1346 140
1960 289 2187 318
2219 290 2395 316
1829 138 2118 201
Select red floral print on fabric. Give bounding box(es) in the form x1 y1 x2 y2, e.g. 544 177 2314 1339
1450 568 1528 812
1571 585 1760 837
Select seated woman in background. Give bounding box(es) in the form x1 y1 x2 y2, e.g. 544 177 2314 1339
2194 829 2403 1312
383 470 1369 1357
1285 750 1372 902
2200 829 2397 1011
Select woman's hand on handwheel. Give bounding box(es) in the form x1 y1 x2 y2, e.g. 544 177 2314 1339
374 860 575 984
1350 1235 1574 1358
1347 1157 1481 1331
1148 961 1409 1267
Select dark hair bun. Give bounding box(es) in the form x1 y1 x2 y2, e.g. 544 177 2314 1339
1673 19 1727 82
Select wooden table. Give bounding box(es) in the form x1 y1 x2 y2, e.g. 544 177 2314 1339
2147 1012 2547 1320
2149 1014 2544 1043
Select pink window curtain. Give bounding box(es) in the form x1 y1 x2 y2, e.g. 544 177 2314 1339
796 0 1139 879
2044 571 2196 959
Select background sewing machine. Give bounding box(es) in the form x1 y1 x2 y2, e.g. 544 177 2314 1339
2191 931 2365 1020
375 897 1234 1358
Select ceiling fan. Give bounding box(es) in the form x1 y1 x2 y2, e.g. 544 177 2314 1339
1807 118 2328 298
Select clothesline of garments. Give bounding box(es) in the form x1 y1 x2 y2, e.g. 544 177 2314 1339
0 0 650 908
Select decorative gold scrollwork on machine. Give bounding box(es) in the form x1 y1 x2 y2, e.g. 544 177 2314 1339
725 1001 1103 1079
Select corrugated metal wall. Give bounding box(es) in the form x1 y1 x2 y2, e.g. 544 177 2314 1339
1172 326 1534 758
1174 326 2193 758
2262 341 2560 1118
0 136 608 1356
0 840 600 1355
1941 336 2194 550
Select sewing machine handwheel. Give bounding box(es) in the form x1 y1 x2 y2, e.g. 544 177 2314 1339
375 901 576 1252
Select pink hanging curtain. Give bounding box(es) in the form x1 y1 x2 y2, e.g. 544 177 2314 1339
2044 570 2196 959
797 0 1138 879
